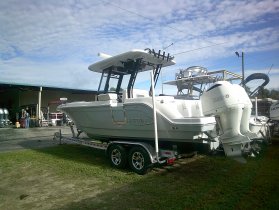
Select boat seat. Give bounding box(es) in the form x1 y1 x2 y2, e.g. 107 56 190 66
98 93 117 101
122 89 149 102
133 89 149 98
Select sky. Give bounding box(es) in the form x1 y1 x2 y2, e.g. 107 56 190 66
1 0 279 94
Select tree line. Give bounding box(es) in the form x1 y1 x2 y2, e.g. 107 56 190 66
256 88 279 100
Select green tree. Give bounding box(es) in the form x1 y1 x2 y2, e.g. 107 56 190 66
256 88 279 100
270 89 279 99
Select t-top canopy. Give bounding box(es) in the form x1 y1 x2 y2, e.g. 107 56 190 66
88 49 175 73
164 75 217 86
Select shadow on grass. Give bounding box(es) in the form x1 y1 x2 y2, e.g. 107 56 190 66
51 143 279 210
15 132 213 173
11 137 279 209
49 155 227 210
35 144 113 170
50 139 279 210
16 133 279 172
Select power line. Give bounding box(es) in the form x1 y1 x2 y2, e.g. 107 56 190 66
163 43 174 50
99 0 187 33
99 0 219 48
99 0 153 22
267 64 274 75
173 41 229 56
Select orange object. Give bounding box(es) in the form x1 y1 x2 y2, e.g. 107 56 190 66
15 121 20 128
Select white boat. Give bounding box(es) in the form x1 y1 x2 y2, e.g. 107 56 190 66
242 73 272 141
58 49 217 147
249 115 270 141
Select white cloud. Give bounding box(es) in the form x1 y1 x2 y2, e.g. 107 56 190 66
0 57 101 90
0 0 278 91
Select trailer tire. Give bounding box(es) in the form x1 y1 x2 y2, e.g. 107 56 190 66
128 146 151 175
108 144 127 169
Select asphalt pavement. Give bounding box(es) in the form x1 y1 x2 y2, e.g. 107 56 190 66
0 126 75 152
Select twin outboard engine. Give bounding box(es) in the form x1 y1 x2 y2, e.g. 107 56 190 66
3 108 10 126
0 108 10 127
0 108 4 128
201 81 254 157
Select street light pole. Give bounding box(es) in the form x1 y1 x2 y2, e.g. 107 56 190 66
241 52 244 86
235 51 245 87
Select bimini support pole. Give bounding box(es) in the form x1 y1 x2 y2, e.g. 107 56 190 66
255 97 258 119
150 71 159 161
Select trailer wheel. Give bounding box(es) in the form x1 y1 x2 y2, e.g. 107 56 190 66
108 144 127 169
128 146 151 175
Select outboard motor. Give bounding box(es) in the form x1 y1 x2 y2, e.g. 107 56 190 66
232 84 258 140
0 108 4 128
200 81 250 157
3 108 9 126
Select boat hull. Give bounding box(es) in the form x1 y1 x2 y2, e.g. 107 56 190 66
58 99 216 144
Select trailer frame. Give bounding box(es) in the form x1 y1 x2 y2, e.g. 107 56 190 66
53 125 178 175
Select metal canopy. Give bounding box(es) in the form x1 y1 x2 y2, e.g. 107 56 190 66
88 49 175 73
94 49 175 97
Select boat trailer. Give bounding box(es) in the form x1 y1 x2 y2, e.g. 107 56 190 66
53 124 182 175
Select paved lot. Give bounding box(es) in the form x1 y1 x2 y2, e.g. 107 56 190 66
0 126 76 152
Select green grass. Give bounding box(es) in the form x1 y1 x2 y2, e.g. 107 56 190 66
0 139 279 210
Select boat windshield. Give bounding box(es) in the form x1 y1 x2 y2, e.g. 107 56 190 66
98 73 129 94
